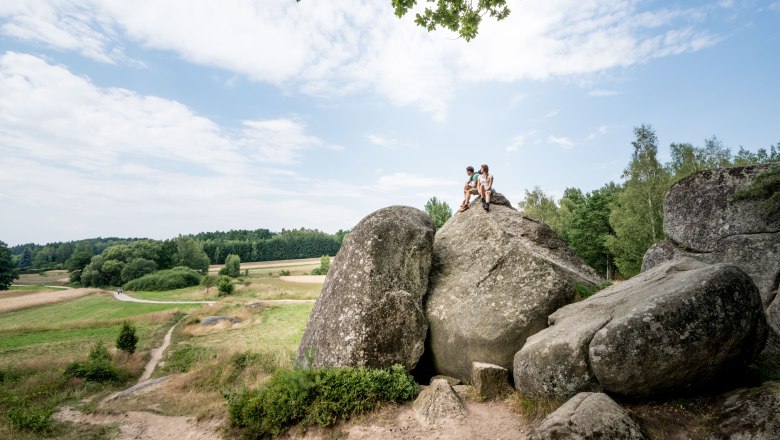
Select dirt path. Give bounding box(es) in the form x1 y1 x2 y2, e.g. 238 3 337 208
139 315 187 382
55 407 221 440
113 291 216 305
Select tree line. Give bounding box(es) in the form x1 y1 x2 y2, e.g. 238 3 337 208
519 125 779 280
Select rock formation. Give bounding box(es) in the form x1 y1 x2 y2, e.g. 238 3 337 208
527 392 646 440
425 194 602 382
297 205 434 370
514 258 767 399
711 381 780 440
413 378 467 427
642 164 780 353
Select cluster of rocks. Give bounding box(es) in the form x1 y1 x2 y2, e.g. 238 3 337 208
296 164 779 437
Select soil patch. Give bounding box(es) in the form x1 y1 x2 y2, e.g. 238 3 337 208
281 399 532 440
55 407 221 440
0 288 98 313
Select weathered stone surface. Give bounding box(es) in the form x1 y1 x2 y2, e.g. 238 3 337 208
515 258 767 399
471 362 510 400
297 206 434 370
426 196 602 382
528 392 645 440
199 316 241 326
664 164 779 253
643 235 780 308
430 375 461 387
413 378 467 427
711 381 780 440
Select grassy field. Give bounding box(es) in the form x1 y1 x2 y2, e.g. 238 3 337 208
9 285 69 291
15 270 71 287
0 257 323 439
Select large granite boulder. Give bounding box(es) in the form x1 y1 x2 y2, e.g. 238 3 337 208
528 392 646 440
663 164 779 253
642 164 780 354
297 206 434 370
711 381 780 440
425 195 602 383
514 258 767 399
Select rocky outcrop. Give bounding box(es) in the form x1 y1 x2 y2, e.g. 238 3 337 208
514 258 767 399
471 362 510 400
413 378 467 426
528 392 646 440
663 164 779 253
642 164 780 355
711 381 780 440
297 206 434 370
425 195 602 382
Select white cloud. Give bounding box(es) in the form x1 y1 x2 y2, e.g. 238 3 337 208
0 0 721 120
547 135 575 149
544 110 559 118
0 52 347 243
507 131 539 152
586 125 610 141
588 89 621 97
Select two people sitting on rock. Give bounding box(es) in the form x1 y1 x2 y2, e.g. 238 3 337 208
460 164 494 212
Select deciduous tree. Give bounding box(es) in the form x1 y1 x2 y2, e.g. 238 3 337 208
0 241 19 290
424 197 452 230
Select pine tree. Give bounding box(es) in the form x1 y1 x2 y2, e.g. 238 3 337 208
116 321 139 354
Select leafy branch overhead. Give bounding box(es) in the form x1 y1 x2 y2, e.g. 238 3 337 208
392 0 510 41
297 1 511 41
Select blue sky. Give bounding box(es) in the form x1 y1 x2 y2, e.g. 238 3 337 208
1 0 779 246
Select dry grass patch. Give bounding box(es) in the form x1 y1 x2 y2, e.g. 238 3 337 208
0 288 100 314
507 391 566 421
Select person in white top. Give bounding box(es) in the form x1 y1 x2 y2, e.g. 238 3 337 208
477 163 494 212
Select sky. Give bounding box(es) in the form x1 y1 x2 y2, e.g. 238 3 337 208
1 0 779 246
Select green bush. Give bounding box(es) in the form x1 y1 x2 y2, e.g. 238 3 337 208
310 256 330 275
218 275 235 296
6 401 53 433
219 254 241 277
64 341 121 383
123 266 201 291
227 364 417 438
116 321 138 354
278 269 290 276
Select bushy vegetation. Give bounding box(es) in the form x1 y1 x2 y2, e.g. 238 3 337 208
227 364 417 438
200 228 347 265
733 165 780 218
219 254 241 277
116 321 138 354
218 276 235 296
424 196 452 229
64 341 123 383
123 266 202 291
310 255 330 275
0 240 18 290
520 130 779 279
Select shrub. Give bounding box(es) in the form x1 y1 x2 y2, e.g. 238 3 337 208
6 401 53 433
116 321 138 354
279 269 290 276
310 256 330 275
218 275 235 296
64 341 121 383
123 266 201 291
219 254 241 277
227 364 417 438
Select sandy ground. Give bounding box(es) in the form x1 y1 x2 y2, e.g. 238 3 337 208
0 288 97 313
280 275 326 284
59 391 533 440
55 407 222 440
208 259 321 272
284 399 533 440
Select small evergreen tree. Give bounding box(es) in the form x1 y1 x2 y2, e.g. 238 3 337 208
201 274 217 294
219 254 241 277
116 321 138 354
218 275 235 295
